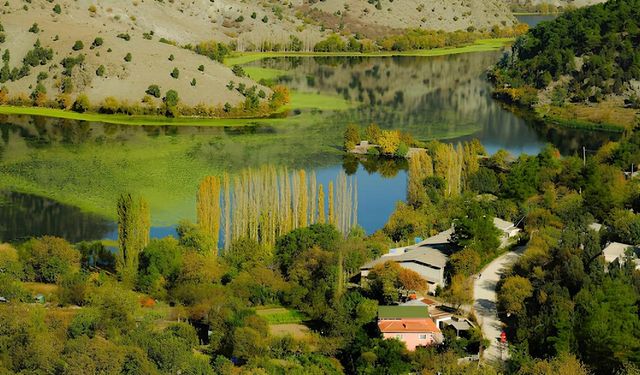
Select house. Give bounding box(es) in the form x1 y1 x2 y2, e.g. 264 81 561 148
361 228 453 293
441 317 475 338
377 306 443 350
493 218 520 241
602 242 640 270
401 298 454 328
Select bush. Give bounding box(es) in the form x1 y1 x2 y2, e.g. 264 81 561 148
168 54 174 61
92 37 103 48
262 16 269 23
124 53 132 62
198 65 204 72
72 94 91 113
190 78 196 87
72 40 84 51
53 4 61 14
146 84 161 98
117 33 131 41
29 23 40 33
170 68 179 79
96 65 105 76
163 89 179 108
18 236 81 283
232 65 246 77
251 12 257 19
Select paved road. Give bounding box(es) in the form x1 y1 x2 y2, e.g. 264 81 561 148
473 249 524 362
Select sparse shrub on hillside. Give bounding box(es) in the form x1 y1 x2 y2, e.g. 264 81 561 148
30 83 47 103
190 78 196 87
193 41 231 63
61 77 74 93
198 65 204 72
91 37 103 48
170 68 179 79
29 23 40 34
37 72 48 82
163 89 179 116
96 65 105 76
146 84 161 98
232 65 245 77
72 94 90 112
168 54 174 61
258 90 266 99
235 15 244 22
60 54 85 76
251 12 257 19
124 53 132 62
0 33 5 44
23 40 54 67
53 4 61 14
314 34 346 52
226 81 234 91
117 33 131 41
72 40 84 51
262 16 269 23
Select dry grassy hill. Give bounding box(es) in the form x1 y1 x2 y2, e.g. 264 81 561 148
507 0 607 12
0 0 516 110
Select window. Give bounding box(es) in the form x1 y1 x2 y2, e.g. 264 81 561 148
419 334 428 340
395 334 403 339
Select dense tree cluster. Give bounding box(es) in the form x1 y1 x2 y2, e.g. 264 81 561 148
491 0 640 106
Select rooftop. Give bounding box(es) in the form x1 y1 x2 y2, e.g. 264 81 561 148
378 318 440 333
378 305 430 319
493 217 516 231
602 242 635 263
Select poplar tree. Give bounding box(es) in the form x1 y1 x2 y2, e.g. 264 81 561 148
197 176 221 251
116 193 150 287
317 184 326 224
408 150 433 207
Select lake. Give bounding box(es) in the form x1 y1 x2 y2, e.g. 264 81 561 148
516 14 558 28
0 51 615 243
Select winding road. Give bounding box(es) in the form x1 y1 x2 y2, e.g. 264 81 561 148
473 248 524 361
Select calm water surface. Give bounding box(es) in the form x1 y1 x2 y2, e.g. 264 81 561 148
0 51 614 243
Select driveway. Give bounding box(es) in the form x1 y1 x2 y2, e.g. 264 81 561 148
473 248 524 361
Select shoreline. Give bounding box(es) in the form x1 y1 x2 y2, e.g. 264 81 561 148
224 38 514 66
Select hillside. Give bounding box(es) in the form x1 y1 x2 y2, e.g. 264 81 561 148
0 0 517 114
490 0 640 130
507 0 607 13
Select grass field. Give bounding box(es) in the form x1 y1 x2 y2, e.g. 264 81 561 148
255 307 308 324
224 38 514 66
243 66 290 82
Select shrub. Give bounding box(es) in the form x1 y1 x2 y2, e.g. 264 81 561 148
18 236 80 283
72 94 90 112
251 12 257 19
96 65 105 76
198 65 204 72
170 68 179 79
117 33 131 41
72 40 84 51
146 84 161 98
92 37 103 48
262 16 269 23
29 23 40 33
190 78 196 86
37 72 48 82
168 54 174 61
232 64 245 77
124 53 132 62
53 4 61 14
236 15 244 22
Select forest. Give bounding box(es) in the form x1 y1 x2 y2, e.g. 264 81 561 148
490 0 640 108
2 120 640 373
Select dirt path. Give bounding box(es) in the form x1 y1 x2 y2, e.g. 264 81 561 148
473 248 524 362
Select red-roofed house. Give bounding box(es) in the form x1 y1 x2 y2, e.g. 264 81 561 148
377 306 443 350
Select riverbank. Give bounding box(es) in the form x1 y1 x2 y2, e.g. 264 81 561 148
536 103 636 133
224 38 514 66
0 88 354 126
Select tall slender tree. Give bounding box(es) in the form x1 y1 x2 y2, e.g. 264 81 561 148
116 193 150 287
197 176 221 251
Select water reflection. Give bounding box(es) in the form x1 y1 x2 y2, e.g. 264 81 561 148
0 190 114 242
0 52 619 243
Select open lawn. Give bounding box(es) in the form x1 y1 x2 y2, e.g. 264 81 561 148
256 307 308 324
224 38 514 66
